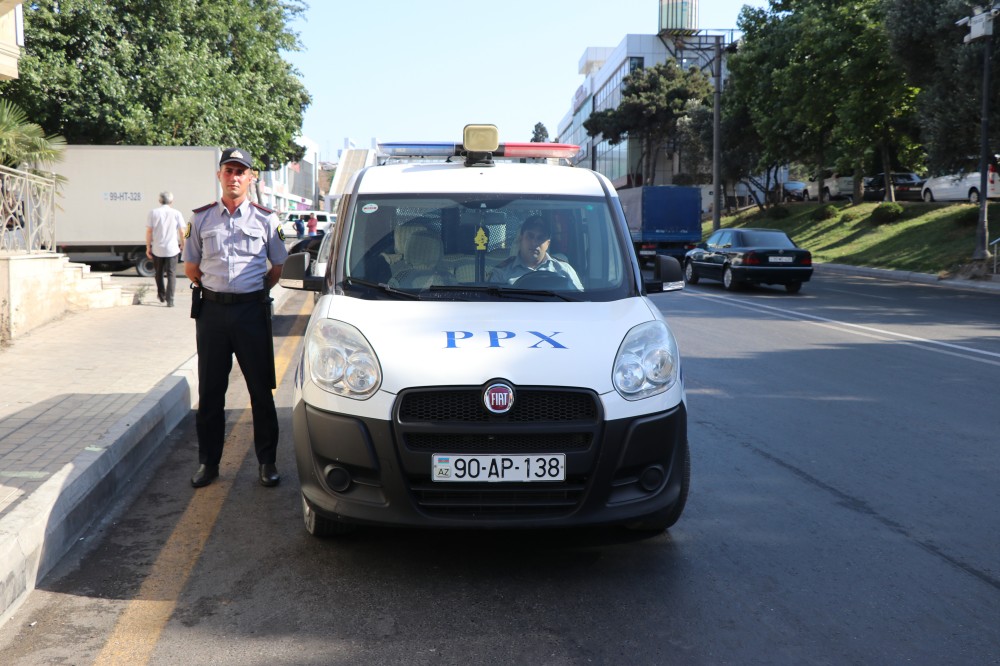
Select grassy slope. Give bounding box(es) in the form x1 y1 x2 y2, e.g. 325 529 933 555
709 201 995 276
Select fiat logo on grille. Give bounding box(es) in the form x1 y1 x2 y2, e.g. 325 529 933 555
484 383 515 414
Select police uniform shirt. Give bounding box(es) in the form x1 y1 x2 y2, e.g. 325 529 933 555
183 199 288 293
489 254 584 290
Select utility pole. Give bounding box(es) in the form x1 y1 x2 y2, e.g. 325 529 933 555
712 34 723 232
957 4 1000 261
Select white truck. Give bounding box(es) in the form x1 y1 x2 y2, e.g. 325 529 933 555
54 145 221 276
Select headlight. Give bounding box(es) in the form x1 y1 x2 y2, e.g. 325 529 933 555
306 319 381 398
612 320 679 400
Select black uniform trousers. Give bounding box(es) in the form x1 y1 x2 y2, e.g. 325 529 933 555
195 298 278 466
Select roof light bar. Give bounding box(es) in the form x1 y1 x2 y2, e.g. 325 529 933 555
377 142 456 158
377 135 581 161
498 142 581 159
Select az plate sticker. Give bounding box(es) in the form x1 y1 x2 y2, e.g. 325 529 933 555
361 203 379 214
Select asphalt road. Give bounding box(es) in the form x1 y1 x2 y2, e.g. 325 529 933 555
1 273 998 665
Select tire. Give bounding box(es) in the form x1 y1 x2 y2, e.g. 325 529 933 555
822 188 831 202
625 439 691 533
135 256 155 278
785 281 802 294
302 494 355 537
723 265 739 291
802 191 811 202
684 260 699 284
922 189 934 202
969 189 980 204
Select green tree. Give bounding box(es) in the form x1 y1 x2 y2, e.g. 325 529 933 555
0 0 311 168
0 99 65 169
530 123 549 142
726 0 921 204
885 0 990 173
584 60 712 185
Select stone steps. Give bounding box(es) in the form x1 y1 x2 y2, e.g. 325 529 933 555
61 259 135 311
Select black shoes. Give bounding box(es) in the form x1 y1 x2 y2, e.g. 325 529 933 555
190 463 279 487
157 293 165 303
259 463 280 487
191 464 219 488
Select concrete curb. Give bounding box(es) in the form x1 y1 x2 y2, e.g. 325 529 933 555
816 262 1000 294
0 286 292 625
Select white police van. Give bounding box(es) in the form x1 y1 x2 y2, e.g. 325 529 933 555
279 125 689 536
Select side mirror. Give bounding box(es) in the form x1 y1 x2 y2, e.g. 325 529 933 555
644 255 684 293
279 252 323 292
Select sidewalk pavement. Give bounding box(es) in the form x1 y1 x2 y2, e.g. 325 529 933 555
0 279 293 624
0 261 998 623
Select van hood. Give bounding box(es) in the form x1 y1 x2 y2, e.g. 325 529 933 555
312 297 661 395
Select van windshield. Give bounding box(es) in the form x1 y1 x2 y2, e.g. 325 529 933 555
340 194 632 302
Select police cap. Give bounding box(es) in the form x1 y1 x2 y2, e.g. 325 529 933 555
220 147 253 169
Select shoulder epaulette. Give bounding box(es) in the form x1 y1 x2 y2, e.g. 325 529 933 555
192 202 215 213
251 202 275 214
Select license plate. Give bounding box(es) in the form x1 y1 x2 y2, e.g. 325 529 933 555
432 454 566 482
769 256 794 263
639 249 655 256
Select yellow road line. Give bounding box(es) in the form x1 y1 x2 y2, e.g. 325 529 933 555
94 295 312 665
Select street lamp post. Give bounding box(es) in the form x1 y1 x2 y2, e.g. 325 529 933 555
958 4 1000 261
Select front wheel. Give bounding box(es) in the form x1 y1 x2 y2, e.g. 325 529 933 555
922 189 934 202
723 265 739 291
969 189 980 204
684 260 700 284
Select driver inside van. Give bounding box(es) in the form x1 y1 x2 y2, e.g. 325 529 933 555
488 216 583 289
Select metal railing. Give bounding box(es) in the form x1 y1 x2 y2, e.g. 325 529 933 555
1 163 57 254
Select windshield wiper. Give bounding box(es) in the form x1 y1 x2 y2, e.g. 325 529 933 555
343 277 421 299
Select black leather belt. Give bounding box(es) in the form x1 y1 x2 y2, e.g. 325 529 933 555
201 288 264 304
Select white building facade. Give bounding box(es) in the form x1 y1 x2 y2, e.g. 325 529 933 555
258 135 321 213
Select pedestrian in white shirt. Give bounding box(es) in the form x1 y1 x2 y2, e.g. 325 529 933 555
146 191 187 306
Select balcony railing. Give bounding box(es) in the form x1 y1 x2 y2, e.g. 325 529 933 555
1 163 56 254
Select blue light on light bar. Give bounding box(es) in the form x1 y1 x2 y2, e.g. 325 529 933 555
377 142 457 158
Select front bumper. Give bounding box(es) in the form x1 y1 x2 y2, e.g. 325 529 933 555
293 387 688 529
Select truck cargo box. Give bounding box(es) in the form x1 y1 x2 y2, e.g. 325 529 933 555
618 186 702 263
54 145 221 275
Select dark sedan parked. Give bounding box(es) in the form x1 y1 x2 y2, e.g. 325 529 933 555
683 228 813 293
863 172 924 202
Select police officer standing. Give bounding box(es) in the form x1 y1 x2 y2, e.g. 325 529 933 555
183 148 288 488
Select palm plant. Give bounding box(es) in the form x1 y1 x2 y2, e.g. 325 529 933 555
0 99 65 170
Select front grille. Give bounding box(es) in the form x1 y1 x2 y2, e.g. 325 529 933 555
394 386 601 519
399 389 598 423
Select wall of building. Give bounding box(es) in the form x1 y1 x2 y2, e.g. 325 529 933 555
0 2 23 80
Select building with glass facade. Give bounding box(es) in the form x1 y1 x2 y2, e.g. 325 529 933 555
558 0 735 193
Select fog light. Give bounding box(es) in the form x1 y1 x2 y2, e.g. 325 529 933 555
325 465 352 493
639 465 665 492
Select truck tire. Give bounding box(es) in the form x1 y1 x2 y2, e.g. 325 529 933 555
135 256 156 277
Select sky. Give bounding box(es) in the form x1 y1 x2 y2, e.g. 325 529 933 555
284 1 768 162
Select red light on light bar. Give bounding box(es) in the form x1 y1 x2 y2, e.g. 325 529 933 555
500 143 580 159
